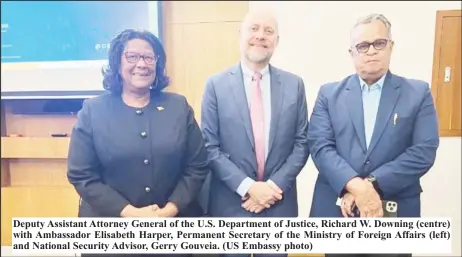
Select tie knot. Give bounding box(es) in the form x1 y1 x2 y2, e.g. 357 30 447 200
252 72 262 82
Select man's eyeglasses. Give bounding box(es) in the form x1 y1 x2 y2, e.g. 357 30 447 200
354 39 390 53
124 52 157 65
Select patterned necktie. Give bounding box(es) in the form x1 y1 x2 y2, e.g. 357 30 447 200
250 72 265 181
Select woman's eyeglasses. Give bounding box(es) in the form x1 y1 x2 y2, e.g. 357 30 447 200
124 52 157 65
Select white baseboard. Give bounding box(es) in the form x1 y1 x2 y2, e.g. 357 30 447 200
1 246 79 256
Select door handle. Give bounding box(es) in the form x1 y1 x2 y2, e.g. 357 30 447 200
444 66 451 83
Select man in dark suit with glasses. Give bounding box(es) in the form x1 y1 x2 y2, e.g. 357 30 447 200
307 13 439 257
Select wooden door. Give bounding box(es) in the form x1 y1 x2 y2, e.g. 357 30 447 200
162 1 249 124
431 10 462 137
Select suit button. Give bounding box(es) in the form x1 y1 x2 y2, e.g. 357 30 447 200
145 187 151 192
365 160 370 165
136 110 143 115
144 159 149 165
140 131 147 138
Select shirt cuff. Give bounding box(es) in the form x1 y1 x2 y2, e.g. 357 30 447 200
236 177 255 197
267 179 277 188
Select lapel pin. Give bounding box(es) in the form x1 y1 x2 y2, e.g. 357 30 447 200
393 113 398 126
157 106 164 111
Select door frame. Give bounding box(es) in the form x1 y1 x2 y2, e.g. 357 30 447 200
430 9 461 137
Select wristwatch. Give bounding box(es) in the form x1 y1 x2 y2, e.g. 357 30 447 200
366 175 377 184
367 175 383 198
